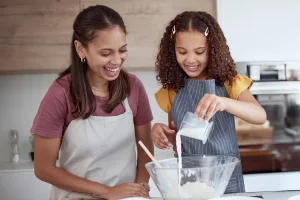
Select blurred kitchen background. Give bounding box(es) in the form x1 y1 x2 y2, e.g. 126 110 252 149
0 0 300 199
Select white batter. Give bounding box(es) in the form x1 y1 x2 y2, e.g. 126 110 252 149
168 129 218 199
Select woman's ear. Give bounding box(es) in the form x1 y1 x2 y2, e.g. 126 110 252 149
74 40 86 59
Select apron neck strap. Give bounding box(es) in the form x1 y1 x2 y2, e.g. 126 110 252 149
122 98 130 112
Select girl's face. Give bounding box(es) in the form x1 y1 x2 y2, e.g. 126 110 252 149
175 30 208 80
76 26 128 82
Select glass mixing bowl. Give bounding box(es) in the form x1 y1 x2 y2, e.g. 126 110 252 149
146 155 239 200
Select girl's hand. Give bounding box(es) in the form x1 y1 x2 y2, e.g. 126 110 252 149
151 123 175 149
195 94 226 121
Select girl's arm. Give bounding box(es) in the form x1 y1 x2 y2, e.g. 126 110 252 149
195 90 266 124
222 89 266 124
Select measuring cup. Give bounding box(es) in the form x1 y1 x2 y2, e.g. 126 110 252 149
179 111 214 144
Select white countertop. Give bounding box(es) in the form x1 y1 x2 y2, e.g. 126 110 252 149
226 190 300 199
0 160 34 172
151 190 300 199
0 161 299 200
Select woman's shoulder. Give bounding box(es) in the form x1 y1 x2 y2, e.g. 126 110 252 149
128 72 140 84
127 73 146 91
46 74 71 100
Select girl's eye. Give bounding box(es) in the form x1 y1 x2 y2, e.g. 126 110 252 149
178 52 187 55
196 51 205 55
101 53 111 57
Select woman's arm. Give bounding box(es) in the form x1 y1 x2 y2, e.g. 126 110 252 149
135 122 153 184
222 89 266 124
34 135 148 199
34 135 109 197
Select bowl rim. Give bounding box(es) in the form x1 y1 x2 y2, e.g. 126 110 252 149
145 155 240 170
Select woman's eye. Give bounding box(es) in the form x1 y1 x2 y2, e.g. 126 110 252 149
119 49 127 53
178 52 186 55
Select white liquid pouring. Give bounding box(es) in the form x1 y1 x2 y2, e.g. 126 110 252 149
167 127 218 199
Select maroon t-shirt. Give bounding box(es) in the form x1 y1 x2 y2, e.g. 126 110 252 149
30 73 153 138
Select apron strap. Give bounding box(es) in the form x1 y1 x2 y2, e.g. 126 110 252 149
122 98 131 112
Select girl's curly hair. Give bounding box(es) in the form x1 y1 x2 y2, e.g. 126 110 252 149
155 11 237 91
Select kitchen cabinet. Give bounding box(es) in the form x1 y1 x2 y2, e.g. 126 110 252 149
235 117 300 174
0 0 216 74
0 160 162 199
240 145 282 174
240 142 300 174
0 161 51 200
217 0 300 62
0 0 80 74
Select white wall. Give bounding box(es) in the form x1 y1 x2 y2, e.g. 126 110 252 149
0 71 173 162
217 0 300 62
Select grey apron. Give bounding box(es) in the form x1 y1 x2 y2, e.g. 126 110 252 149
171 79 245 194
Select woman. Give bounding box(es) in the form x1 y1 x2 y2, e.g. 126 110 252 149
31 5 153 199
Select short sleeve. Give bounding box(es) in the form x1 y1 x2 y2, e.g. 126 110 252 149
154 88 176 113
224 75 253 100
133 77 153 126
30 81 68 138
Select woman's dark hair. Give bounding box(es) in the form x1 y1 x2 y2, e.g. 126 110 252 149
156 11 237 91
58 5 130 119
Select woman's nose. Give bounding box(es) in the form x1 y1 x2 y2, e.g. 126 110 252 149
111 54 122 65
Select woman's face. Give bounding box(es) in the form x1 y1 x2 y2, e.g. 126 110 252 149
79 26 128 82
175 30 208 80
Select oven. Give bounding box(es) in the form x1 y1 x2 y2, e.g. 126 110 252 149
236 61 300 174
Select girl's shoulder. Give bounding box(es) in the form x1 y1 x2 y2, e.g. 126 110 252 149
154 75 253 113
224 74 253 100
155 87 176 113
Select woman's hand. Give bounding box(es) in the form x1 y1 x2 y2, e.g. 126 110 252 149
103 183 149 200
151 123 176 149
140 182 150 193
195 94 226 121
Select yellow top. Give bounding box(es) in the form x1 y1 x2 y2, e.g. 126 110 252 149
155 75 253 113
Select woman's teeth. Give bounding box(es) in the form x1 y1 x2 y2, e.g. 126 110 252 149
104 67 119 72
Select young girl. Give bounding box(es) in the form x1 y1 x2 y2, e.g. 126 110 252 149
151 11 266 193
31 5 153 199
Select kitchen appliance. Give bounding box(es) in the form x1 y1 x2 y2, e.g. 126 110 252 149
236 62 300 129
236 61 300 174
247 64 286 81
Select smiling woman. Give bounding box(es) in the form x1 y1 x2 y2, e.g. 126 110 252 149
30 5 153 200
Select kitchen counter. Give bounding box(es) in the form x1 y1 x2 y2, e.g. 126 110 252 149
237 129 300 147
225 190 300 199
0 160 33 172
272 129 300 145
151 190 300 199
